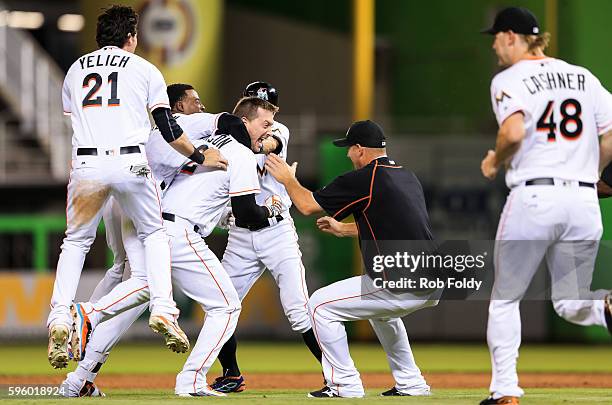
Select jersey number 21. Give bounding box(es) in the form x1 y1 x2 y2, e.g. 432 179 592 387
82 72 120 108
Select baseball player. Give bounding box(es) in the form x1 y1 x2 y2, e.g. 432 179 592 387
47 6 227 368
62 96 284 397
265 120 439 398
479 7 612 404
87 83 215 306
211 82 322 394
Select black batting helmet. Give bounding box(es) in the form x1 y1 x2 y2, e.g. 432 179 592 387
243 81 278 107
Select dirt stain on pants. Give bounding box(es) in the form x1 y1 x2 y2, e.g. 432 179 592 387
70 181 111 228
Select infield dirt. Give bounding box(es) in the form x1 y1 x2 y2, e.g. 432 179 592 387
2 372 611 390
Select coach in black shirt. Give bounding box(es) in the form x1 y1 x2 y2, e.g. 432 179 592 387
266 120 439 399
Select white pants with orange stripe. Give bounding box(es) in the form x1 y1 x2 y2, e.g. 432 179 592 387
222 215 311 333
47 151 178 330
488 184 608 399
308 275 438 397
78 214 241 394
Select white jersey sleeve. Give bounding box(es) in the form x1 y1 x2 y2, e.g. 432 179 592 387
592 77 612 135
490 74 527 125
270 121 290 159
229 146 260 197
254 121 292 210
178 112 224 138
62 69 72 116
147 65 170 111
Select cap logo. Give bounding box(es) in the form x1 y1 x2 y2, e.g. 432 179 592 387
256 88 269 101
381 141 386 146
533 27 539 33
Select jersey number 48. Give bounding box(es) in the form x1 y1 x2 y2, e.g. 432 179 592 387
536 98 582 142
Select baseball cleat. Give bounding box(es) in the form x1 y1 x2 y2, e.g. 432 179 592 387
176 386 226 397
604 294 612 334
479 395 520 404
70 303 92 361
79 381 105 397
380 386 431 396
307 386 339 398
60 379 105 397
148 315 190 353
210 374 246 393
47 324 70 369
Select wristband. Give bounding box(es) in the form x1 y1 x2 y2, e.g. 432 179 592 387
189 148 205 164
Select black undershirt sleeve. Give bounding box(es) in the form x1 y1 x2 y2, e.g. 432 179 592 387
231 194 269 223
151 107 183 143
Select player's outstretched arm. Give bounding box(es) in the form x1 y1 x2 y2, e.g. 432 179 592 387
481 112 525 180
316 216 358 238
265 153 323 215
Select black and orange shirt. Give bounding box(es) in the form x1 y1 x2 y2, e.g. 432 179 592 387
313 156 433 242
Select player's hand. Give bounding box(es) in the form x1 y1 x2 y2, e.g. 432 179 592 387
597 180 612 198
316 216 346 237
265 194 284 217
261 136 280 155
203 148 228 170
481 150 498 180
265 153 296 184
217 206 235 229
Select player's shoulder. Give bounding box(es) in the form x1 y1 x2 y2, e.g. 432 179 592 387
273 120 289 134
491 66 520 88
176 112 218 125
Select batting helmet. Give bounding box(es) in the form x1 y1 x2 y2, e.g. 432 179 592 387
243 81 278 107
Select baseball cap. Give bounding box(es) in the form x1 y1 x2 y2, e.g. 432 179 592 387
333 120 386 148
481 7 540 35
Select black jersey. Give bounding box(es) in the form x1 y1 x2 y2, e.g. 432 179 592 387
313 156 434 279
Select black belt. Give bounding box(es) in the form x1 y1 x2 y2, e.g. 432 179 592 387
525 178 595 188
162 212 200 233
235 215 284 231
77 145 141 156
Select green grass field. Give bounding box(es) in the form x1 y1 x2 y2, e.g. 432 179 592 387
1 342 611 404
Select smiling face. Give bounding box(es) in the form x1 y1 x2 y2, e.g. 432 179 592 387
176 89 204 114
242 107 275 152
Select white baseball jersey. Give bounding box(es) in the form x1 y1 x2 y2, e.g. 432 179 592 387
62 46 169 148
146 112 222 189
255 121 292 209
490 57 612 187
163 133 260 237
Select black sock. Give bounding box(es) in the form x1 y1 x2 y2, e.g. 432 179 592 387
302 328 323 363
217 334 241 377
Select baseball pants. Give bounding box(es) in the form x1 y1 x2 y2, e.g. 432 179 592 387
89 197 128 303
308 274 438 397
222 216 311 333
77 213 241 394
47 149 178 329
488 183 609 399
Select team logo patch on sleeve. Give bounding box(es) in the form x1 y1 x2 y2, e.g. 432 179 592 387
495 90 512 106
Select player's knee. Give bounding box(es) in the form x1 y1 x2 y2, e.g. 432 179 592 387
552 299 589 323
286 308 311 333
140 227 168 244
61 233 95 252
